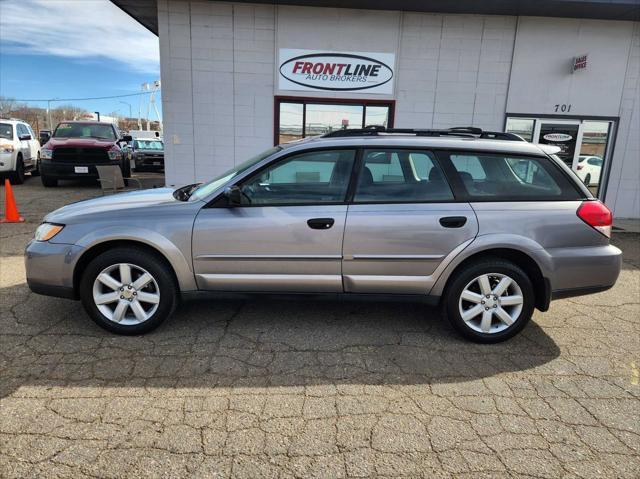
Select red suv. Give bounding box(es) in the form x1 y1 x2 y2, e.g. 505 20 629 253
39 121 131 187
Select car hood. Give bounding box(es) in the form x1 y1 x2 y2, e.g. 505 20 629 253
45 187 180 223
45 137 116 149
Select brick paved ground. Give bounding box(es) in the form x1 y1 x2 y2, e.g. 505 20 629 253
1 178 639 478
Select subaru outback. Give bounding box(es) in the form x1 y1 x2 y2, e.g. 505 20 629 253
25 127 621 343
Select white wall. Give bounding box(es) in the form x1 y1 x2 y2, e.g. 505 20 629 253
507 17 634 117
158 2 639 219
606 22 640 219
159 0 275 186
396 13 515 130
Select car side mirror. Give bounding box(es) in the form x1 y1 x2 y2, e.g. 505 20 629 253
19 134 31 141
121 135 133 142
223 185 242 206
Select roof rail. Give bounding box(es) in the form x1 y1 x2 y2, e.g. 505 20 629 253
321 126 526 142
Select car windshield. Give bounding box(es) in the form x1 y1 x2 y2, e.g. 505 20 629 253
0 123 13 140
53 123 116 140
134 139 163 150
188 146 282 201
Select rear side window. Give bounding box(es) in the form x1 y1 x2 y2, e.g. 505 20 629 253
448 152 581 201
0 123 12 140
355 149 454 203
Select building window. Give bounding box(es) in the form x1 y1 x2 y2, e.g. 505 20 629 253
275 97 394 145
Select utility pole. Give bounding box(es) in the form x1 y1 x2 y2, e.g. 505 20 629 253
119 101 132 118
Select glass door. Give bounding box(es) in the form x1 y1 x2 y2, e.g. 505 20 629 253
533 119 582 169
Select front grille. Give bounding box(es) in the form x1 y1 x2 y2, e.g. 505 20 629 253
52 147 109 163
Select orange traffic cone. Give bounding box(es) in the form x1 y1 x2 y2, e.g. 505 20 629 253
0 179 25 223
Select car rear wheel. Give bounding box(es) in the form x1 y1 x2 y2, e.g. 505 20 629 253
584 173 591 186
444 258 534 343
9 155 25 184
79 247 177 335
41 175 58 187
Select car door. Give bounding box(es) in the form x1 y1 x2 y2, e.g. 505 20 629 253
26 125 39 162
192 148 356 292
16 124 32 162
342 149 478 294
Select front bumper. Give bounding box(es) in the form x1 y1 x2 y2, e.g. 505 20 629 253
40 160 121 179
25 240 84 299
0 151 15 172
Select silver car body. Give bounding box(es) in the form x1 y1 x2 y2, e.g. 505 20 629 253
26 135 621 308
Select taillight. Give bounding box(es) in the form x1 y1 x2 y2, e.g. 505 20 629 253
577 200 613 238
576 164 584 170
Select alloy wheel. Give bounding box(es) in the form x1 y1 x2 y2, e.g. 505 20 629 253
92 263 160 325
458 273 524 334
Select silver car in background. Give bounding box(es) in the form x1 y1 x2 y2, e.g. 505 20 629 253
25 127 621 343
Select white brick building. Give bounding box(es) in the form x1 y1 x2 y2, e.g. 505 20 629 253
115 0 640 218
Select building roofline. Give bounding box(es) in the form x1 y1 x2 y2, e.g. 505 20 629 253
112 0 640 36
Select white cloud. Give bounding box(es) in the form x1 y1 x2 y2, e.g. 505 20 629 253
0 0 159 74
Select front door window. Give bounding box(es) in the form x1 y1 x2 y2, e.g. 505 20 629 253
239 149 356 205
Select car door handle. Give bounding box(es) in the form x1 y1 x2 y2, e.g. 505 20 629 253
439 216 467 228
307 218 335 230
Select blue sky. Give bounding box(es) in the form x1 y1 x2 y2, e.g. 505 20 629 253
0 0 161 119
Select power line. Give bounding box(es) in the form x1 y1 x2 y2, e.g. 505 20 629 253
8 91 157 102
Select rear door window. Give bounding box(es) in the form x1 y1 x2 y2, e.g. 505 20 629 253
354 149 454 203
447 152 581 200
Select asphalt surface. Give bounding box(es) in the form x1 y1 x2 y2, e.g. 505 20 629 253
1 176 639 478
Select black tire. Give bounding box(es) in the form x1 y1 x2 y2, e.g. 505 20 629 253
584 174 591 186
443 258 535 343
31 153 41 176
41 175 58 187
9 155 25 184
79 247 177 335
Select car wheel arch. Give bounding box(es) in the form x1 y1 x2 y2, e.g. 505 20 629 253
431 239 551 312
72 238 189 296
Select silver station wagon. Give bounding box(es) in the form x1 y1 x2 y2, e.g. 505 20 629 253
25 127 621 342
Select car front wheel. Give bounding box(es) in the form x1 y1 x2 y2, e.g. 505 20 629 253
79 247 177 335
444 258 535 343
9 155 25 184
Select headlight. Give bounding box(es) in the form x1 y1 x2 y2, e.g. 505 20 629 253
108 150 122 160
34 223 64 241
41 148 53 159
0 143 14 153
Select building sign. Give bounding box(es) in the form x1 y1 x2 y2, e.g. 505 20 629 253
279 49 395 94
572 54 588 73
542 133 573 142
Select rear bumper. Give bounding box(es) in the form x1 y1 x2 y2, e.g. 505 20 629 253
544 244 622 296
40 160 121 178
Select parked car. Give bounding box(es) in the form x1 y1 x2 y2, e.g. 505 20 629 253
576 155 603 186
128 138 164 171
39 129 52 146
0 118 40 184
25 127 621 343
39 121 131 187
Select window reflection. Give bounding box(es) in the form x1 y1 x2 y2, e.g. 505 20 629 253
277 100 393 144
365 106 389 128
305 104 364 136
505 118 535 141
578 121 610 195
279 103 303 144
